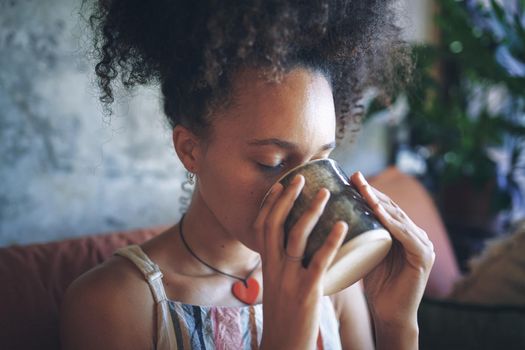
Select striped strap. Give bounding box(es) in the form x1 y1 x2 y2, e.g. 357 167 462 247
115 245 178 350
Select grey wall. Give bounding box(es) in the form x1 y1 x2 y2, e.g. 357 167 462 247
0 0 185 246
0 0 427 247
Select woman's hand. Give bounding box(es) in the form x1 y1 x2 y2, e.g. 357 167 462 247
351 171 435 349
253 175 347 350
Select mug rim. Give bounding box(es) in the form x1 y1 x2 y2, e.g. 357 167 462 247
276 158 337 185
259 158 341 208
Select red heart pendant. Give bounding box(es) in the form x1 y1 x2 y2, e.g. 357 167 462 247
232 278 260 305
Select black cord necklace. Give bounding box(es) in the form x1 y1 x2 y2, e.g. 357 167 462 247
178 214 261 305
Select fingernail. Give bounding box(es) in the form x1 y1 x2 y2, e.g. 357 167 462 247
320 187 330 197
292 174 304 185
337 221 349 241
356 171 367 184
369 189 379 202
271 182 283 194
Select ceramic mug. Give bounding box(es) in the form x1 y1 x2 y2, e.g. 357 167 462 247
263 158 392 295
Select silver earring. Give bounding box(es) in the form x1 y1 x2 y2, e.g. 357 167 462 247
180 171 195 214
187 171 196 186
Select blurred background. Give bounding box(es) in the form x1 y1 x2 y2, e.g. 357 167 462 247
361 0 525 271
0 0 186 246
1 0 524 275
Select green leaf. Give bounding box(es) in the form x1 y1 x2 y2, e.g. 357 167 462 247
512 13 525 53
490 0 507 25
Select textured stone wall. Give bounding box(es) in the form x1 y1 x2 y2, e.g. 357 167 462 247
0 0 185 246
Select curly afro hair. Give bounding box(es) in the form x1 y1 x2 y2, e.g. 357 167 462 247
86 0 412 138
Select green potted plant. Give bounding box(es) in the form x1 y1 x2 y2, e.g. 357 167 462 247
368 0 525 268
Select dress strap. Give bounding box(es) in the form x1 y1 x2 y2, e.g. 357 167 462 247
114 244 178 350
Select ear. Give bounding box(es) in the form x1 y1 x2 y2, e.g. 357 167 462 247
172 125 204 173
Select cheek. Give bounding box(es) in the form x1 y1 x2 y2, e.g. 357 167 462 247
199 161 273 238
227 168 273 227
234 174 279 251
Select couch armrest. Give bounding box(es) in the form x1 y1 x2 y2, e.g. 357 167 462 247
0 226 165 350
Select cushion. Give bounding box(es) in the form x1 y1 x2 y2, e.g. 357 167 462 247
450 220 525 305
0 227 164 350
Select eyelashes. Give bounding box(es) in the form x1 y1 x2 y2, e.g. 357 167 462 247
257 162 286 174
255 152 334 176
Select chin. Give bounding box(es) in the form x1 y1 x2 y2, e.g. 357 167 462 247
235 226 262 253
239 234 261 253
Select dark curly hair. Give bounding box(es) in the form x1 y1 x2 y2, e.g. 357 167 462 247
85 0 412 138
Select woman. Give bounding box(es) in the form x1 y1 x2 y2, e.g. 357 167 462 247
61 1 435 349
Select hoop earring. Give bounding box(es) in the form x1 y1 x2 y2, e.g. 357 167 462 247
187 171 196 186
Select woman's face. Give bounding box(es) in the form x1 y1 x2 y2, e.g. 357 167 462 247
196 67 336 251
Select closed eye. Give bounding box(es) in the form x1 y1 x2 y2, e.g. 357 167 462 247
257 162 286 173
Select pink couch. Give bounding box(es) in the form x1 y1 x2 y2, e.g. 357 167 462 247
0 227 165 350
2 225 525 350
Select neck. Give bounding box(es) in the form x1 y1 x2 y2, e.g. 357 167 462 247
178 189 260 277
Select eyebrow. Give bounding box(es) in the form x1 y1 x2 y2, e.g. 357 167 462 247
247 138 336 152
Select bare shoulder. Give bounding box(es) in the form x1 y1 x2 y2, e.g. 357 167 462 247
60 255 155 350
330 282 375 350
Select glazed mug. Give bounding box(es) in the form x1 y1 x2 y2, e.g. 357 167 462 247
263 158 392 295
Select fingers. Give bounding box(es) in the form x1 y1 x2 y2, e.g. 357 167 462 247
366 185 430 247
254 182 284 232
285 188 331 259
263 175 305 262
307 221 347 283
375 204 431 257
350 171 435 269
375 196 433 248
260 174 340 272
253 182 284 259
